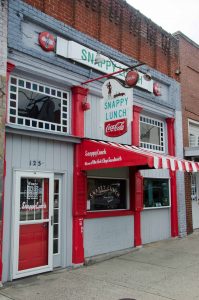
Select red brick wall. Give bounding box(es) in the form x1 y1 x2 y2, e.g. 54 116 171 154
23 0 179 79
176 34 199 233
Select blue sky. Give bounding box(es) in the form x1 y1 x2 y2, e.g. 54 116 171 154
126 0 199 45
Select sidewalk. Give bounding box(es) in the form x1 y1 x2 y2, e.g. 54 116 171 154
1 230 199 300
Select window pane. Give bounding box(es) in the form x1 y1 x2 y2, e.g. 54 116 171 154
140 123 160 145
144 178 169 208
87 178 127 211
20 178 49 221
53 239 58 254
18 88 61 124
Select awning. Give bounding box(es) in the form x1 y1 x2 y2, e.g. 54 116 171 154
79 139 199 172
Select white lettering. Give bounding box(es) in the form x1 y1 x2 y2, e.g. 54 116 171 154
85 149 106 157
105 121 125 133
21 202 47 211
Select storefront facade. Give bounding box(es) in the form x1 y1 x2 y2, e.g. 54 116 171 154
1 0 194 282
174 32 199 233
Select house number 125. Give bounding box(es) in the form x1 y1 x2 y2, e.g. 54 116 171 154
29 160 42 167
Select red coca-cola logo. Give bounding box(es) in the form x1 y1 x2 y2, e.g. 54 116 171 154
104 118 127 137
125 70 139 87
38 32 56 52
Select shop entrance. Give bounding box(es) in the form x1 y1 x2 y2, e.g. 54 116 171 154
13 171 54 279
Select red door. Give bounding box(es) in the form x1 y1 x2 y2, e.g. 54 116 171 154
18 177 51 271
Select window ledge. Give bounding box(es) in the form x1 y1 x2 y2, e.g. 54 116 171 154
85 210 134 219
143 206 170 210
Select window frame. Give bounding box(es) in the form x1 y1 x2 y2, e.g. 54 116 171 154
87 176 130 212
188 119 199 148
8 76 70 134
139 115 165 153
143 177 171 210
53 176 61 256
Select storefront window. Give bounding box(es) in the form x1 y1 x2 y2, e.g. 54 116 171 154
140 115 165 152
9 76 70 134
144 178 170 208
87 178 127 211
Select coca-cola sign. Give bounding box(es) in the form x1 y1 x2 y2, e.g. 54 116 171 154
102 79 132 137
104 118 127 137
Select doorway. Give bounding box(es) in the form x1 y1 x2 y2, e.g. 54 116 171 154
13 171 54 279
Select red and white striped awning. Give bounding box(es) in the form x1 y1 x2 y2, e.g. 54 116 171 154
79 139 199 172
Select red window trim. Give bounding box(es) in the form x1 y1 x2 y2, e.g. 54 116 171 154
85 210 134 219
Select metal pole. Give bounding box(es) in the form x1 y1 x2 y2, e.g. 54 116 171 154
81 62 145 85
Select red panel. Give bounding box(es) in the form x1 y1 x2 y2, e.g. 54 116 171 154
85 210 133 219
134 172 143 211
72 217 84 264
18 223 48 271
71 86 89 137
73 145 87 217
166 118 175 156
133 171 143 247
132 105 143 146
170 170 179 237
43 179 49 219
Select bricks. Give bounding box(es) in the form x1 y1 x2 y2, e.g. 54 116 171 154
22 0 179 78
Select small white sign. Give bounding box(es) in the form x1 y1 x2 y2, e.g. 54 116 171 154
102 79 132 124
102 79 132 137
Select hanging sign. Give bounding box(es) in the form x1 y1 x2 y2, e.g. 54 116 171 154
56 38 153 93
125 70 139 87
102 79 132 137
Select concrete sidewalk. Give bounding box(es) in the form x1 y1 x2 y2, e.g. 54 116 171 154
1 230 199 300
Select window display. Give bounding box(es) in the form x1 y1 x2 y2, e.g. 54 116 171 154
87 178 127 211
144 178 170 208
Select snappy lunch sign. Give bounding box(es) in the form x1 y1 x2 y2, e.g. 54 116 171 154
102 79 132 137
56 38 153 93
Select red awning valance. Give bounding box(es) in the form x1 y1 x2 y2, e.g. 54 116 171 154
79 139 199 172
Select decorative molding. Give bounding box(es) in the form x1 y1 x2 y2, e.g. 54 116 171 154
162 33 171 55
84 0 101 12
129 10 141 36
147 21 157 46
109 0 122 25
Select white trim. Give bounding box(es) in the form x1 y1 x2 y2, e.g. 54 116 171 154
8 76 70 134
53 176 62 256
12 171 54 279
140 114 165 153
143 178 171 209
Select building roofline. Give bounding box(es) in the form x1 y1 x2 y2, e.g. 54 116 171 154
173 31 199 49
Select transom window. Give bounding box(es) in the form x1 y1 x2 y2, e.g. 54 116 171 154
8 76 70 134
140 115 165 152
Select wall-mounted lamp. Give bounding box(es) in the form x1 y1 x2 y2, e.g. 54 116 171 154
175 69 181 75
94 52 104 64
143 70 152 81
82 97 91 111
